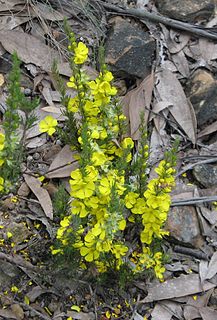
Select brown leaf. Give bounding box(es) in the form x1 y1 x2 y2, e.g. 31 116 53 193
66 310 95 320
171 50 190 78
199 307 217 320
0 0 24 12
151 300 182 320
162 27 190 54
0 309 17 319
140 274 216 303
0 30 62 73
121 73 154 140
27 286 50 303
24 174 53 219
30 2 65 21
198 120 217 138
46 145 79 179
10 304 24 320
155 68 197 143
205 251 217 280
199 260 209 285
184 290 213 320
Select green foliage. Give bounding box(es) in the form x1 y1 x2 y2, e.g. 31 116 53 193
0 52 39 193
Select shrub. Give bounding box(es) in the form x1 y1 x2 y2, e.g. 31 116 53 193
40 33 177 280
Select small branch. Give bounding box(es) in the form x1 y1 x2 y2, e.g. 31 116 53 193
173 245 210 260
176 157 217 177
101 2 217 41
18 302 52 320
0 252 39 271
171 195 217 206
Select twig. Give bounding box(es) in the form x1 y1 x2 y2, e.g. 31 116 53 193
0 252 39 271
176 157 217 177
19 301 52 320
173 245 210 260
101 2 217 41
171 195 217 206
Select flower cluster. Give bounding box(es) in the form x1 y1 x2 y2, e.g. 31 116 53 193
48 34 177 280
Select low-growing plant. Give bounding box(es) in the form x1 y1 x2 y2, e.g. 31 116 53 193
0 52 39 193
40 33 177 281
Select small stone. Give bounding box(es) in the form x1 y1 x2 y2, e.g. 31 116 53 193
193 164 217 188
23 88 32 96
0 261 21 287
186 69 217 129
18 182 30 197
6 221 31 244
27 155 33 162
105 17 155 78
43 182 58 198
33 152 40 160
165 206 204 248
155 0 215 22
11 304 24 320
2 198 16 210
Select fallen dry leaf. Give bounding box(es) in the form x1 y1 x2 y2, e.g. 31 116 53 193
0 73 4 86
151 300 182 320
30 2 65 21
183 290 213 320
204 251 217 280
198 120 217 138
0 0 24 12
140 274 216 303
162 26 190 54
0 309 17 319
66 310 95 320
199 306 217 320
121 73 154 140
155 68 197 143
171 50 190 78
46 145 79 179
0 30 61 73
133 311 144 320
24 173 53 219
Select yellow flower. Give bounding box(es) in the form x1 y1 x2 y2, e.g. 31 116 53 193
112 244 128 259
39 115 57 136
98 178 111 196
84 196 98 209
125 192 139 209
131 197 147 214
51 248 63 255
67 75 76 88
60 216 70 227
71 200 88 218
74 42 88 64
91 152 107 166
0 176 4 191
11 286 19 293
154 264 165 280
103 70 113 82
7 231 13 239
122 137 134 149
68 96 79 112
84 100 100 116
80 245 99 262
0 159 4 166
71 181 95 199
119 219 126 230
0 133 5 150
